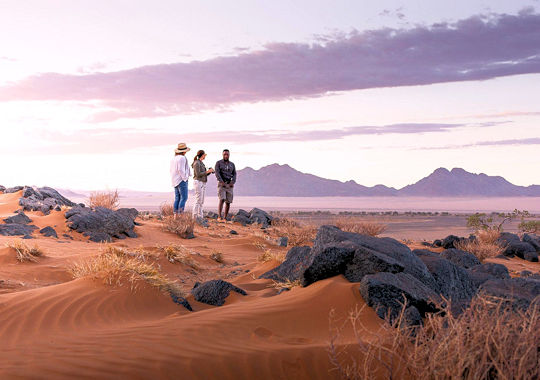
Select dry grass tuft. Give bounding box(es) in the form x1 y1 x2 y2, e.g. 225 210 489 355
272 218 317 246
157 244 199 269
267 279 301 290
253 240 267 251
7 240 44 262
335 217 387 236
88 189 120 210
70 247 183 296
455 230 504 262
209 251 224 263
257 249 285 263
162 214 195 239
329 295 540 380
159 202 174 218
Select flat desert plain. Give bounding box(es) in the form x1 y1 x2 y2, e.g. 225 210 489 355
1 190 539 379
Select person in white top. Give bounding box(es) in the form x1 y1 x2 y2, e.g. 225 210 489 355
170 143 191 215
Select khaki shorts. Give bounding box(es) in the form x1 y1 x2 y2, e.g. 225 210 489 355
218 185 234 203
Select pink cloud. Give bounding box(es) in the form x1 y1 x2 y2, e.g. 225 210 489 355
1 11 539 121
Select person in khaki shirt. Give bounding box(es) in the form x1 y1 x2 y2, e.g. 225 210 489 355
191 149 214 219
214 149 236 222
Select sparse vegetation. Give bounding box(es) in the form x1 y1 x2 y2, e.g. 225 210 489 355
157 244 199 269
466 209 527 232
455 229 504 262
518 220 540 234
335 218 387 236
7 240 44 262
272 218 317 246
159 202 174 218
162 214 195 239
257 249 285 263
329 296 540 380
253 241 267 251
88 189 120 210
70 246 183 297
209 251 224 263
267 279 301 290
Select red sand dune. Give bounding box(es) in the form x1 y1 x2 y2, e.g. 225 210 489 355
0 191 538 379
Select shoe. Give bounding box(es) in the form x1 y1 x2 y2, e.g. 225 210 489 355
217 218 224 223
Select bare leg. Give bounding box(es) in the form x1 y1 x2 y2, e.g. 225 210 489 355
224 202 231 220
218 199 225 219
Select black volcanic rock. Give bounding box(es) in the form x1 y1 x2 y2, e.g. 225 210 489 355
259 246 312 282
359 272 440 321
191 280 247 306
39 226 58 238
479 278 540 310
18 186 76 215
3 212 32 225
65 206 138 242
441 248 481 269
0 223 38 237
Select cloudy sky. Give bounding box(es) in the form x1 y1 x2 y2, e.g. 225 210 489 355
0 0 539 191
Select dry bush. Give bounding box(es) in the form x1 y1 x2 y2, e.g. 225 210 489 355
257 249 285 263
329 296 540 380
162 214 195 239
267 279 301 290
159 202 174 218
102 244 153 261
70 247 183 296
157 244 199 269
455 230 504 262
209 251 224 263
7 240 44 262
272 218 317 246
335 217 387 236
88 189 120 210
253 240 267 251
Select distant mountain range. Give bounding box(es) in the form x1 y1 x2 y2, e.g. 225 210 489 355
204 164 540 197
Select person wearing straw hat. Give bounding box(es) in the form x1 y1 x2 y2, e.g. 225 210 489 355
170 143 191 215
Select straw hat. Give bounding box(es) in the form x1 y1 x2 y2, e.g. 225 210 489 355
174 143 191 153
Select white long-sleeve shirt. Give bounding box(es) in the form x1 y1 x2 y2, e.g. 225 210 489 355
170 155 191 187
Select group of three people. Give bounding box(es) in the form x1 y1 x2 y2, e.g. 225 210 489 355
170 143 236 221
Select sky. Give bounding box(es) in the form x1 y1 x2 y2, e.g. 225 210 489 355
0 0 539 192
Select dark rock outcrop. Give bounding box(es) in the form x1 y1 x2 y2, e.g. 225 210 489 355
18 186 76 215
5 186 23 193
441 248 481 269
314 225 437 290
441 235 464 249
479 278 540 310
359 272 440 322
39 226 58 238
0 185 5 193
416 254 476 307
3 212 32 225
343 246 405 283
0 223 38 237
302 242 357 286
191 280 247 306
522 233 540 252
232 208 273 227
260 246 312 282
503 241 537 259
65 206 138 242
468 263 510 287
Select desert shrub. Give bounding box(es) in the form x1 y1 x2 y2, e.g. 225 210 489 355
162 214 195 239
6 240 44 262
272 218 317 246
157 244 199 269
519 220 540 234
209 251 224 263
159 202 174 218
455 229 504 262
335 218 387 236
267 279 301 290
70 248 183 296
466 209 528 232
253 241 267 251
328 296 540 380
257 249 285 263
88 189 120 210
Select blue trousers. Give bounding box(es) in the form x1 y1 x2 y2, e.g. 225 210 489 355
174 181 188 213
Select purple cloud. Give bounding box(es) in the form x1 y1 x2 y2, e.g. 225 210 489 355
1 11 540 121
419 137 540 150
32 122 502 154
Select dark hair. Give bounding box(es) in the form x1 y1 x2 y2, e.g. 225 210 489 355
193 149 205 163
223 149 230 153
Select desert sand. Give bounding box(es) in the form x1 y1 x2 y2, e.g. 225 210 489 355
1 190 539 379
